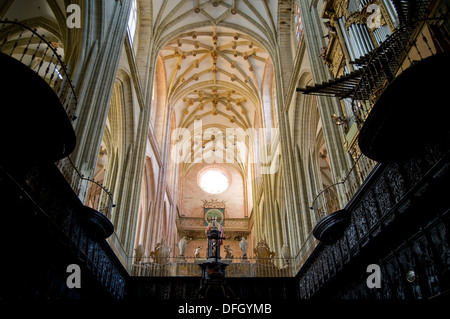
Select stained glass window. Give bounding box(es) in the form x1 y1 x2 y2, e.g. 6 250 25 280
294 3 304 47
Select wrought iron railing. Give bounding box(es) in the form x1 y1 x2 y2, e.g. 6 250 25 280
0 19 78 120
309 1 448 225
0 20 114 218
293 232 318 272
350 0 445 128
57 157 115 219
131 256 296 278
311 152 376 224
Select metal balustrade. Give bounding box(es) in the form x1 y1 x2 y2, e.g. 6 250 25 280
131 256 296 278
57 157 115 219
311 152 377 225
350 0 441 128
0 20 115 219
0 19 78 121
307 0 448 229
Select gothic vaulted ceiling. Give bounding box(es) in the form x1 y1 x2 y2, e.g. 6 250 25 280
150 0 279 172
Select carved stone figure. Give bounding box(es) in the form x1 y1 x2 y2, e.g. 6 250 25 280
134 244 144 264
239 237 248 258
194 246 202 259
224 245 234 259
253 239 275 264
178 236 188 257
150 238 171 265
281 244 291 268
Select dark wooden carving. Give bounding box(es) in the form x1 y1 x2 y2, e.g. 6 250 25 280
296 138 450 299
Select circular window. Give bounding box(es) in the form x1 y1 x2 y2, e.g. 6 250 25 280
198 168 229 194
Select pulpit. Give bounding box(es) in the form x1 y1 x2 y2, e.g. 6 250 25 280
197 217 235 299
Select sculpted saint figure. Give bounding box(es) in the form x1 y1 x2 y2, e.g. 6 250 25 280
224 244 234 259
178 236 188 257
239 237 248 257
194 246 202 259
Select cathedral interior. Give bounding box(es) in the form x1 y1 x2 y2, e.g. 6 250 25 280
0 0 450 302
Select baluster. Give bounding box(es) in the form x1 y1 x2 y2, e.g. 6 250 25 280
0 20 8 35
9 28 23 56
0 30 12 51
19 30 34 62
44 51 54 81
48 58 59 88
30 39 44 70
412 39 423 60
421 26 435 56
36 43 49 75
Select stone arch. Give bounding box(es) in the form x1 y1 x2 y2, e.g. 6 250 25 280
135 156 157 253
151 54 167 148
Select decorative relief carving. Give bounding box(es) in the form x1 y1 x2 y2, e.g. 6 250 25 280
339 236 348 259
346 219 358 249
335 0 350 19
178 217 204 227
322 252 329 275
201 198 226 208
178 217 249 229
403 155 424 187
344 1 387 31
319 33 346 77
332 241 342 263
353 204 368 238
424 142 444 169
363 191 379 228
326 245 336 270
386 163 406 204
374 176 392 215
297 140 450 299
254 239 275 264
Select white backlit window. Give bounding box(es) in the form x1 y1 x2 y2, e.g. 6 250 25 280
127 0 137 45
198 168 229 194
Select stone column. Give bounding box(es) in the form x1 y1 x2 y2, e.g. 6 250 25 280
298 0 353 196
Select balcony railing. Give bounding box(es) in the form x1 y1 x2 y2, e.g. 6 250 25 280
131 256 296 278
57 157 115 219
350 24 439 127
350 1 445 128
302 1 446 130
311 152 376 224
0 19 78 120
0 20 115 219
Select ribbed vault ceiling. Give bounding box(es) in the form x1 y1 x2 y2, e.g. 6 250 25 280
152 0 279 174
163 25 271 130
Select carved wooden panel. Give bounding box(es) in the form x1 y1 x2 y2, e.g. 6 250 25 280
296 140 450 299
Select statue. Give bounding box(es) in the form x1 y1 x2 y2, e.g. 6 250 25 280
253 239 275 265
178 236 188 260
239 237 248 259
205 217 224 259
224 245 234 259
134 244 144 264
194 246 202 259
150 238 171 265
281 244 291 268
206 217 224 245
